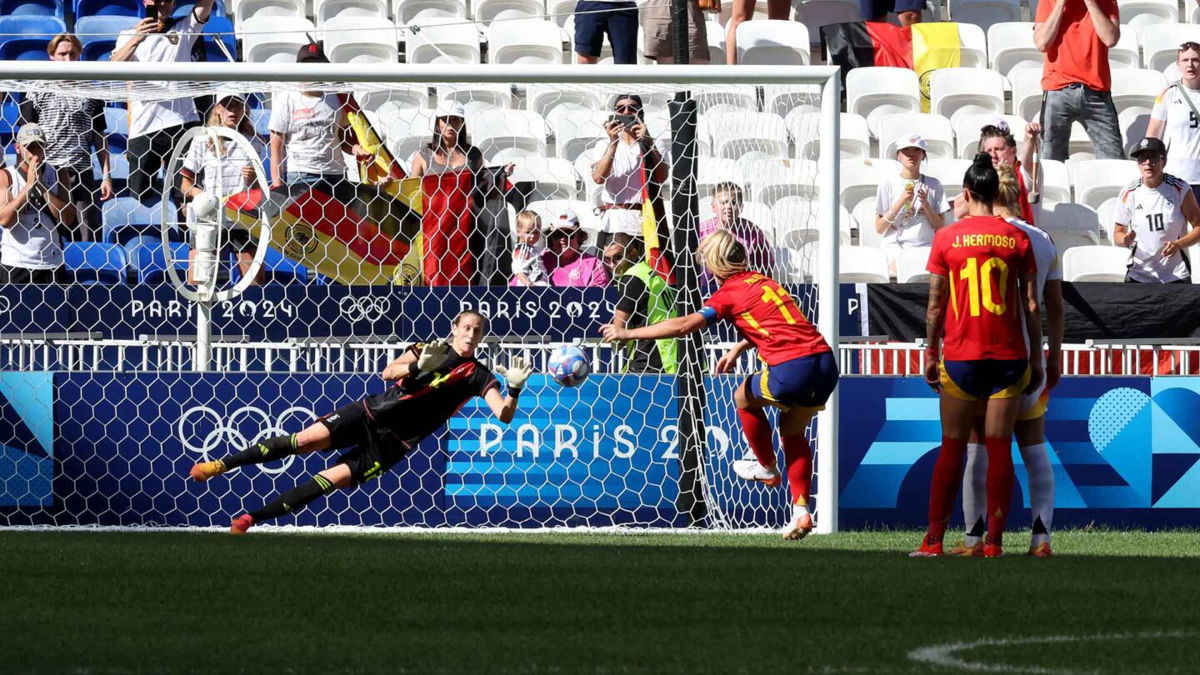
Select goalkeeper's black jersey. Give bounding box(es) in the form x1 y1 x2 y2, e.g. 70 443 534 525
362 345 499 443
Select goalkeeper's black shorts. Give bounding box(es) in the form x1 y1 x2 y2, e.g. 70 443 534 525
318 400 414 486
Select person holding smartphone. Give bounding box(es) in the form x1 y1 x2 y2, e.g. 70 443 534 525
590 95 668 249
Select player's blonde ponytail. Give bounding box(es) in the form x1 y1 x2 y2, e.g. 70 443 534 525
698 229 749 280
995 163 1021 219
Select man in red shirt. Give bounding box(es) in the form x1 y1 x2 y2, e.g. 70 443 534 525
1034 0 1123 161
914 155 1044 558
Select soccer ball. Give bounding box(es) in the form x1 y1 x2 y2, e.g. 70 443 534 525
548 345 590 388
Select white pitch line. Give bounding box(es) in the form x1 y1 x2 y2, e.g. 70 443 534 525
907 631 1193 674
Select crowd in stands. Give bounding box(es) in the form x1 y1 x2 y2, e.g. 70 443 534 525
3 0 1200 288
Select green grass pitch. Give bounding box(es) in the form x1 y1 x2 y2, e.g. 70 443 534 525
2 529 1197 674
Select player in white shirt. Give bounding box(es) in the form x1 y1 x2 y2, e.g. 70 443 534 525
0 125 76 284
874 133 950 276
590 95 669 247
112 0 217 203
1113 137 1200 284
953 163 1064 558
1146 42 1200 203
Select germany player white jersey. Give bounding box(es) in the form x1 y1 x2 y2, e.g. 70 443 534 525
1151 84 1200 184
1114 174 1192 283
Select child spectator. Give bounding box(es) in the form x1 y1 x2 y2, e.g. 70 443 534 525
874 133 949 275
510 210 549 286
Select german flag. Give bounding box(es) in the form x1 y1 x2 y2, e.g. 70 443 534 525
342 93 407 185
821 21 963 110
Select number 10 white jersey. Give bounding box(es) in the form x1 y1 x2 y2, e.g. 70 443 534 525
1114 174 1192 283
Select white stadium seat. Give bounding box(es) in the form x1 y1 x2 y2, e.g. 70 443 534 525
923 158 971 198
487 19 564 64
322 17 399 62
1111 69 1168 115
314 0 389 23
930 67 1006 125
708 111 790 160
839 246 891 283
234 0 306 19
696 86 759 114
509 157 576 201
469 109 548 162
744 159 819 206
1107 28 1141 69
356 85 430 113
554 110 606 163
706 20 726 64
1038 202 1104 254
379 107 435 168
792 0 861 47
437 83 514 114
1142 24 1200 71
1039 159 1072 206
853 200 882 247
240 16 314 63
877 112 955 159
956 22 988 68
1063 245 1130 282
988 22 1040 77
1010 68 1044 121
697 157 745 198
736 20 810 65
1097 196 1121 244
949 0 1019 34
847 67 921 138
1119 109 1152 156
771 197 821 248
406 18 482 64
896 247 932 283
472 0 545 24
788 111 870 160
954 113 1026 159
1120 0 1178 34
525 199 603 237
395 0 467 23
839 159 885 215
763 83 822 118
1073 159 1140 211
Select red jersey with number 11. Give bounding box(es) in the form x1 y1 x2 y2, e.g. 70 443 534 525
703 271 831 365
926 215 1036 361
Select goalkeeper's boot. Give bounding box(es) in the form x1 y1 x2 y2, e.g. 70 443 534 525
732 459 782 487
189 460 227 483
230 514 255 535
909 535 944 558
781 505 814 541
1027 542 1053 558
949 540 985 557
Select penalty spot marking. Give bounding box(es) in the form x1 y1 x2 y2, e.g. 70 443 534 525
908 631 1194 674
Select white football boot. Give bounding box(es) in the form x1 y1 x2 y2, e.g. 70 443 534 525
732 458 782 487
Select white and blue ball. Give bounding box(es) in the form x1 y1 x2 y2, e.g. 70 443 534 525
548 345 590 388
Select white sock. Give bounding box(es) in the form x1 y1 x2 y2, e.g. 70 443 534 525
962 443 987 546
1019 443 1055 547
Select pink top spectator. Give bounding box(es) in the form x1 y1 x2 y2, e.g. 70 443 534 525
699 217 775 274
545 251 612 287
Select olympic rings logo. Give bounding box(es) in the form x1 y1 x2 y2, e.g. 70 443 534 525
339 295 392 323
176 404 317 475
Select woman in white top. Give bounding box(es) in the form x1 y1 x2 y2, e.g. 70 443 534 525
180 92 263 285
0 124 75 284
1113 137 1200 283
591 95 669 248
874 133 950 275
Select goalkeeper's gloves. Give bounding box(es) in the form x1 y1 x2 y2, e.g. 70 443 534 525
415 339 452 373
495 357 532 395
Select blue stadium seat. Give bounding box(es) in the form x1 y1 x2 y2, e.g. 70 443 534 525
126 237 189 284
198 15 236 62
250 108 270 137
64 242 129 285
76 15 138 61
0 16 65 61
172 1 228 20
74 0 141 17
102 197 175 244
232 245 309 284
0 0 64 17
1 99 20 145
104 107 129 152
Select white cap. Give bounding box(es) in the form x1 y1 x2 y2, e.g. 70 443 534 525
547 209 580 232
435 99 466 119
215 86 248 104
895 133 928 153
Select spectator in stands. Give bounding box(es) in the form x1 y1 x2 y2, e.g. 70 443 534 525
608 234 678 373
112 0 217 204
545 210 610 287
574 0 639 64
642 0 709 64
1034 0 1123 162
726 0 790 65
953 119 1042 224
1146 43 1200 204
699 182 774 277
180 91 262 285
1113 137 1200 283
875 133 949 275
591 95 668 249
0 125 76 284
510 209 549 286
859 0 923 28
19 33 112 242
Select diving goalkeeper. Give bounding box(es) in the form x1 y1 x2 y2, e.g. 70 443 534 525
188 310 531 534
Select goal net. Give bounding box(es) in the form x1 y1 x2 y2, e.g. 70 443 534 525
0 62 841 531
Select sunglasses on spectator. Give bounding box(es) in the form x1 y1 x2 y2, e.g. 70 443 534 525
1137 154 1166 164
1180 42 1200 52
614 104 639 113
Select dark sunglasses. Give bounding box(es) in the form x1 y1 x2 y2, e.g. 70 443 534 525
1181 42 1200 52
614 104 639 113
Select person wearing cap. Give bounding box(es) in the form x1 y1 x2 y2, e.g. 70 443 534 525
953 118 1043 225
180 90 263 285
0 125 77 284
1112 137 1200 284
112 0 217 204
874 133 950 275
1146 42 1200 204
544 210 611 287
591 95 668 249
18 33 112 241
268 42 370 200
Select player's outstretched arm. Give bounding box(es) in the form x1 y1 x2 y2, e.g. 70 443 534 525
491 357 532 424
381 351 418 381
600 313 707 342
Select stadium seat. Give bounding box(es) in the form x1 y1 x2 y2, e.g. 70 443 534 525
846 67 921 139
1119 109 1151 156
524 199 602 236
239 16 315 62
0 16 65 61
487 19 565 64
0 0 62 17
895 247 932 283
528 85 601 132
762 83 822 118
322 17 399 62
1142 24 1200 72
697 157 745 198
64 242 129 285
1073 159 1139 211
1120 0 1177 34
1037 202 1104 254
437 84 514 115
1111 69 1167 115
1062 245 1129 282
200 16 237 62
987 22 1041 77
1097 196 1120 244
949 0 1018 33
923 158 971 198
838 159 884 215
405 17 482 64
956 22 987 68
104 107 130 152
1010 68 1043 121
128 239 189 284
470 109 548 162
930 67 1006 125
839 245 890 283
696 86 758 114
735 20 810 65
1039 159 1071 205
543 0 575 28
789 111 870 160
75 0 140 17
744 159 819 206
231 245 309 284
705 20 726 64
852 200 882 247
76 15 139 61
553 109 607 162
1107 28 1141 69
953 113 1026 159
472 0 545 24
876 113 955 160
792 0 861 48
0 98 19 144
510 157 576 201
378 106 434 167
708 112 789 161
314 0 389 23
396 0 467 24
770 197 820 249
232 0 306 19
102 198 174 244
354 85 430 114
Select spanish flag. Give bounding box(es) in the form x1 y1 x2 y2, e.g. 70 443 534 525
821 22 963 110
640 163 674 284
